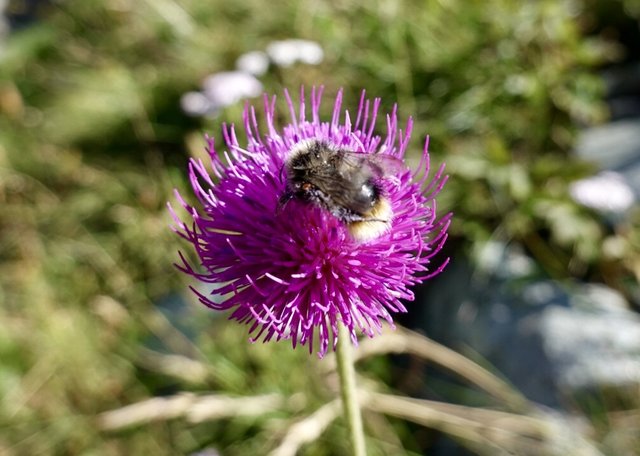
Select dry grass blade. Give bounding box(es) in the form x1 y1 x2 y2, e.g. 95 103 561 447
364 392 603 456
97 393 284 430
137 347 210 384
268 400 341 456
348 326 530 410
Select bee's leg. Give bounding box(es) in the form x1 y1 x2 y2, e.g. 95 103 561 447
363 216 389 223
338 211 388 224
277 191 294 213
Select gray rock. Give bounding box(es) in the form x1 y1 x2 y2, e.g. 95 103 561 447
602 63 640 120
574 118 640 201
415 242 640 409
540 304 640 394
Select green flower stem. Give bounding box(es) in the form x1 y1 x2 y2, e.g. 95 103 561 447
336 322 366 456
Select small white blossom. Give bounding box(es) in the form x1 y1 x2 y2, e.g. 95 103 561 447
266 39 324 67
202 71 263 109
180 91 214 116
235 51 270 76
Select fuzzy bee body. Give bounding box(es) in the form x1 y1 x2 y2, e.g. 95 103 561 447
281 140 403 241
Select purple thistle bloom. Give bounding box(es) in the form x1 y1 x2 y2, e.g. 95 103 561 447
170 87 450 358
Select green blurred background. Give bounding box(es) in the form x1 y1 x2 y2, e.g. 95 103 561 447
1 0 639 454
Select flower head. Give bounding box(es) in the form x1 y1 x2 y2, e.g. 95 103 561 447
170 87 450 357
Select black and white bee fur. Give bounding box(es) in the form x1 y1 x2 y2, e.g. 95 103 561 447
280 139 405 241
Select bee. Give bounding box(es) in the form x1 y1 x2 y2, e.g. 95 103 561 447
280 140 405 241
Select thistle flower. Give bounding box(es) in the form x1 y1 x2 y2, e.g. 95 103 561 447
170 87 450 357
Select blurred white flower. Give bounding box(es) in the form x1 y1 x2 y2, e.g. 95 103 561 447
180 72 263 117
180 39 324 117
569 171 636 214
266 39 324 67
235 51 269 76
202 71 263 109
180 91 214 116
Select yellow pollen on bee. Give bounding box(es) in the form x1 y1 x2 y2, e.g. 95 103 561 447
348 198 393 242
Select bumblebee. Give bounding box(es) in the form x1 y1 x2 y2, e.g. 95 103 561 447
281 140 404 241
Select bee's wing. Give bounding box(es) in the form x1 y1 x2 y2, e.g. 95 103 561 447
341 151 407 177
329 151 405 214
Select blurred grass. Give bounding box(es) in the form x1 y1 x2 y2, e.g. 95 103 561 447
1 0 639 454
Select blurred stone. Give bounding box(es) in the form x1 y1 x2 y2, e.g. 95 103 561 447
574 118 640 202
414 242 640 409
540 303 640 393
608 96 640 121
602 63 640 120
569 171 635 214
